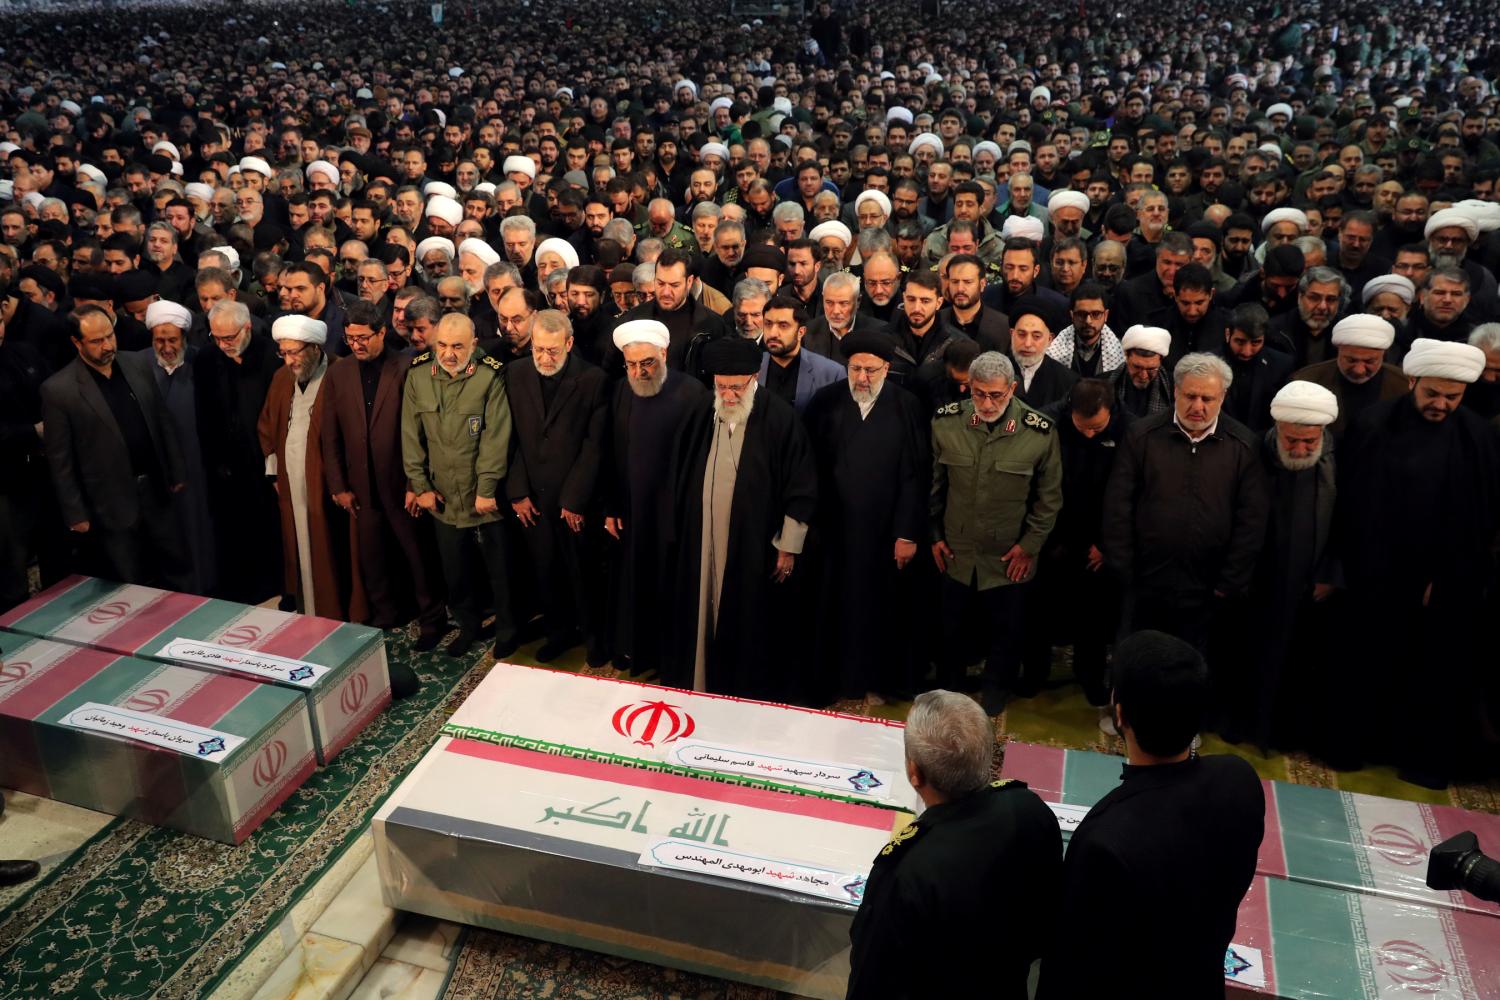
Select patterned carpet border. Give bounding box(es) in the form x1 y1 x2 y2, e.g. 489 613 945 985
0 629 494 1000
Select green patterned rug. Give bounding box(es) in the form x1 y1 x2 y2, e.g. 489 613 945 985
0 627 496 1000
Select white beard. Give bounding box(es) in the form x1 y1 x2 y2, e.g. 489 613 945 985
1276 436 1324 471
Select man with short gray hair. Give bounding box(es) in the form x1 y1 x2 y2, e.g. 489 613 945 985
1104 352 1270 656
847 689 1061 1000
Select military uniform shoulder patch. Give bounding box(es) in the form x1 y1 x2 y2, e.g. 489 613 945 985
481 355 502 370
880 820 921 857
1022 410 1052 433
410 351 431 367
935 401 963 417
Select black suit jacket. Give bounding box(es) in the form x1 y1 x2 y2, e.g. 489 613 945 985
1013 354 1080 409
40 353 185 530
503 354 610 513
320 347 412 513
802 313 891 362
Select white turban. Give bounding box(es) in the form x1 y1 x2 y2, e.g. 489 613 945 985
209 245 241 271
1360 274 1415 307
808 220 852 247
169 162 183 177
854 190 892 218
1331 314 1395 350
238 156 272 177
458 238 501 266
272 315 328 346
1453 199 1500 233
425 194 462 227
502 155 536 180
1424 208 1478 241
77 163 106 184
1002 216 1045 241
1262 208 1309 234
144 300 192 330
1122 325 1171 356
1266 103 1294 120
423 180 458 200
1049 190 1090 215
474 182 497 195
885 106 914 125
709 97 733 115
416 236 456 261
908 132 944 157
535 237 580 270
1257 142 1284 161
183 182 215 203
1270 381 1339 426
305 160 340 185
676 79 698 98
1403 338 1486 383
773 96 794 116
698 141 730 164
152 140 180 160
1031 86 1051 103
613 318 670 351
973 140 1002 161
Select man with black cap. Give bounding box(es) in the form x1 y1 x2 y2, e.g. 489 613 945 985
1038 630 1264 998
667 334 817 700
805 329 929 705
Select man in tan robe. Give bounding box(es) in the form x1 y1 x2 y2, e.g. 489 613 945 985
259 314 365 620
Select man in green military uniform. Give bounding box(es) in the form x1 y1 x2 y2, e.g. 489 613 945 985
847 690 1062 1000
931 350 1063 713
637 198 696 251
401 313 517 659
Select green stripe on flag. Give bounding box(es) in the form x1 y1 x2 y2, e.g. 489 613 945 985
1266 877 1374 999
9 578 102 635
304 625 380 667
215 684 302 740
49 660 164 718
1275 783 1366 892
1060 747 1121 807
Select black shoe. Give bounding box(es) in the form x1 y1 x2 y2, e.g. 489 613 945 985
0 859 40 887
1398 766 1450 790
413 630 443 653
980 687 1011 716
388 661 421 699
535 632 581 663
492 637 520 660
446 628 478 657
585 645 612 669
277 594 298 613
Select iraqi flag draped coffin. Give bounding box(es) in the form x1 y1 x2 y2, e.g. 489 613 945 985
374 735 911 1000
0 629 314 844
0 575 389 763
439 662 921 812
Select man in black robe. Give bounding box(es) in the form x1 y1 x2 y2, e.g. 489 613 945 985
1335 339 1500 787
1225 382 1339 755
805 331 929 704
604 319 709 677
666 336 817 700
1290 314 1408 438
194 299 282 603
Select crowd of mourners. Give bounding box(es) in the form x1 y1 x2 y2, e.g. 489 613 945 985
1 0 1499 799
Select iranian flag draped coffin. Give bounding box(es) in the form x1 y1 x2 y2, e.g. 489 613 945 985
1000 740 1500 919
374 735 912 1000
439 662 921 812
0 629 314 843
0 575 390 763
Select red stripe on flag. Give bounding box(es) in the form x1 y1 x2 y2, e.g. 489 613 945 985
1231 876 1276 995
165 673 261 729
0 644 120 718
232 751 316 843
243 613 341 659
998 740 1066 802
445 737 899 830
94 590 212 650
1259 781 1288 878
0 574 87 626
1429 805 1500 917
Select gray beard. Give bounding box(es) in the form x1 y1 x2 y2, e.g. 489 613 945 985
628 367 668 398
713 390 755 424
1276 437 1324 471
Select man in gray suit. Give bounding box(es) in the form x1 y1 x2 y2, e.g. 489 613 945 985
40 305 189 587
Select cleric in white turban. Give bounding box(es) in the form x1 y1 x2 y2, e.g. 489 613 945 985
502 155 537 182
1402 338 1486 384
1331 314 1396 350
1270 380 1339 426
1001 215 1044 242
271 314 328 346
1121 325 1171 356
612 318 671 352
145 299 192 333
1261 208 1309 240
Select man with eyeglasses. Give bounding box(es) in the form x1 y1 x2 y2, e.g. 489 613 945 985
667 335 817 700
195 298 283 602
805 330 930 706
931 350 1063 715
1047 282 1124 377
604 319 709 678
258 314 355 619
504 310 611 665
321 298 445 680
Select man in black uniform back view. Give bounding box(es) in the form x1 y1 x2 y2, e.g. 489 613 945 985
1039 630 1265 998
847 690 1062 1000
